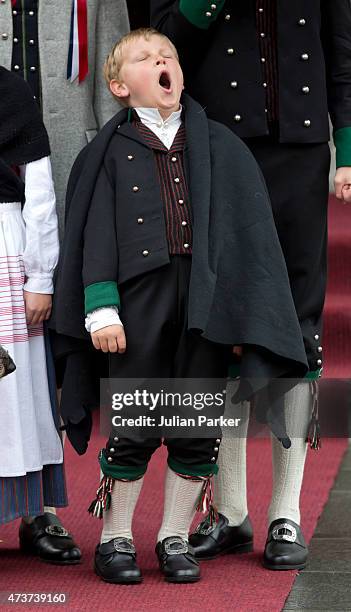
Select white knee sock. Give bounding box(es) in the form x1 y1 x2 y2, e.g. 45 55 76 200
100 477 144 544
214 396 250 526
268 382 312 526
157 468 203 543
44 506 57 515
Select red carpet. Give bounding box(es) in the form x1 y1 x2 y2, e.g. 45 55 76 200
324 195 351 377
0 197 348 611
0 430 347 611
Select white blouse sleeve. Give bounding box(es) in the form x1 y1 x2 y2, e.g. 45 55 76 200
20 156 59 294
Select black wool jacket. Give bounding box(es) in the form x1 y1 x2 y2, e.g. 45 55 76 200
151 0 351 144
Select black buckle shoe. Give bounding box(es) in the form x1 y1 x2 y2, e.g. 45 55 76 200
19 512 81 565
263 518 308 570
94 538 142 584
156 536 200 583
189 513 253 560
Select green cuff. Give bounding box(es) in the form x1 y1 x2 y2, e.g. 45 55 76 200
179 0 226 29
168 457 218 477
84 281 120 315
228 364 322 380
99 452 147 480
334 127 351 168
304 368 322 381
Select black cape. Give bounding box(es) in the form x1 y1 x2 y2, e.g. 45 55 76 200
50 94 308 452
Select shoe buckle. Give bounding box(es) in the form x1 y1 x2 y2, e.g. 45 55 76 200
196 520 216 536
272 522 297 543
113 538 135 554
45 525 69 538
164 537 188 555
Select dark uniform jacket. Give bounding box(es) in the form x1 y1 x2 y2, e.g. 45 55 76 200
151 0 351 150
50 94 308 451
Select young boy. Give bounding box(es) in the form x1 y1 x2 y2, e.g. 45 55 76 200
51 28 308 584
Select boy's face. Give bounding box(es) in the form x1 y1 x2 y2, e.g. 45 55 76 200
110 36 184 118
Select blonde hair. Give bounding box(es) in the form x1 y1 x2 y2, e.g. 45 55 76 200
103 27 179 87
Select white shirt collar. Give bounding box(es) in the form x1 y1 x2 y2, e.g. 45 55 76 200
134 105 182 128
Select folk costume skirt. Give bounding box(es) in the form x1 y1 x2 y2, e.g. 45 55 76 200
0 202 66 524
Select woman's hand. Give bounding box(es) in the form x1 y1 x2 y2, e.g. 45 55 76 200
23 291 52 325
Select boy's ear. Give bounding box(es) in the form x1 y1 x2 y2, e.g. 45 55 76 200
110 79 129 100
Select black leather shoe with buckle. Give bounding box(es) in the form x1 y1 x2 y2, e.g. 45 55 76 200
189 513 254 560
19 512 81 565
263 518 308 570
155 536 200 583
94 538 142 584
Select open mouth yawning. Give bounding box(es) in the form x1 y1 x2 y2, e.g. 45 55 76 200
159 71 171 91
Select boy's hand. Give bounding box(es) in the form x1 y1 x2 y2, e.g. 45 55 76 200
335 167 351 203
23 291 52 325
91 324 126 353
232 345 243 358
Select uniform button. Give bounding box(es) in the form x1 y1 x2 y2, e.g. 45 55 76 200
263 82 267 88
184 243 190 249
157 121 162 128
171 156 177 162
13 64 20 70
265 108 268 113
304 119 311 127
29 10 34 15
317 359 322 366
258 7 264 12
260 32 266 38
107 457 113 462
301 53 309 60
298 18 306 26
234 114 242 122
137 218 144 224
214 447 219 452
127 155 134 160
314 334 320 340
1 33 8 40
302 86 310 94
142 250 149 257
29 39 35 45
178 199 184 205
205 11 212 17
317 346 323 353
261 57 266 63
12 10 17 15
117 124 121 129
30 66 36 72
211 3 217 9
211 457 216 462
13 37 18 43
230 81 238 88
174 177 180 183
227 48 234 55
133 186 139 192
216 438 221 443
181 221 187 226
114 437 119 442
109 447 115 453
225 13 231 20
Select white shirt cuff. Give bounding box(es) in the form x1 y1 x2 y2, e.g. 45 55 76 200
85 306 123 333
23 275 54 294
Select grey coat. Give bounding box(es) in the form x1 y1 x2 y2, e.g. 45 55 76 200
0 0 130 237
